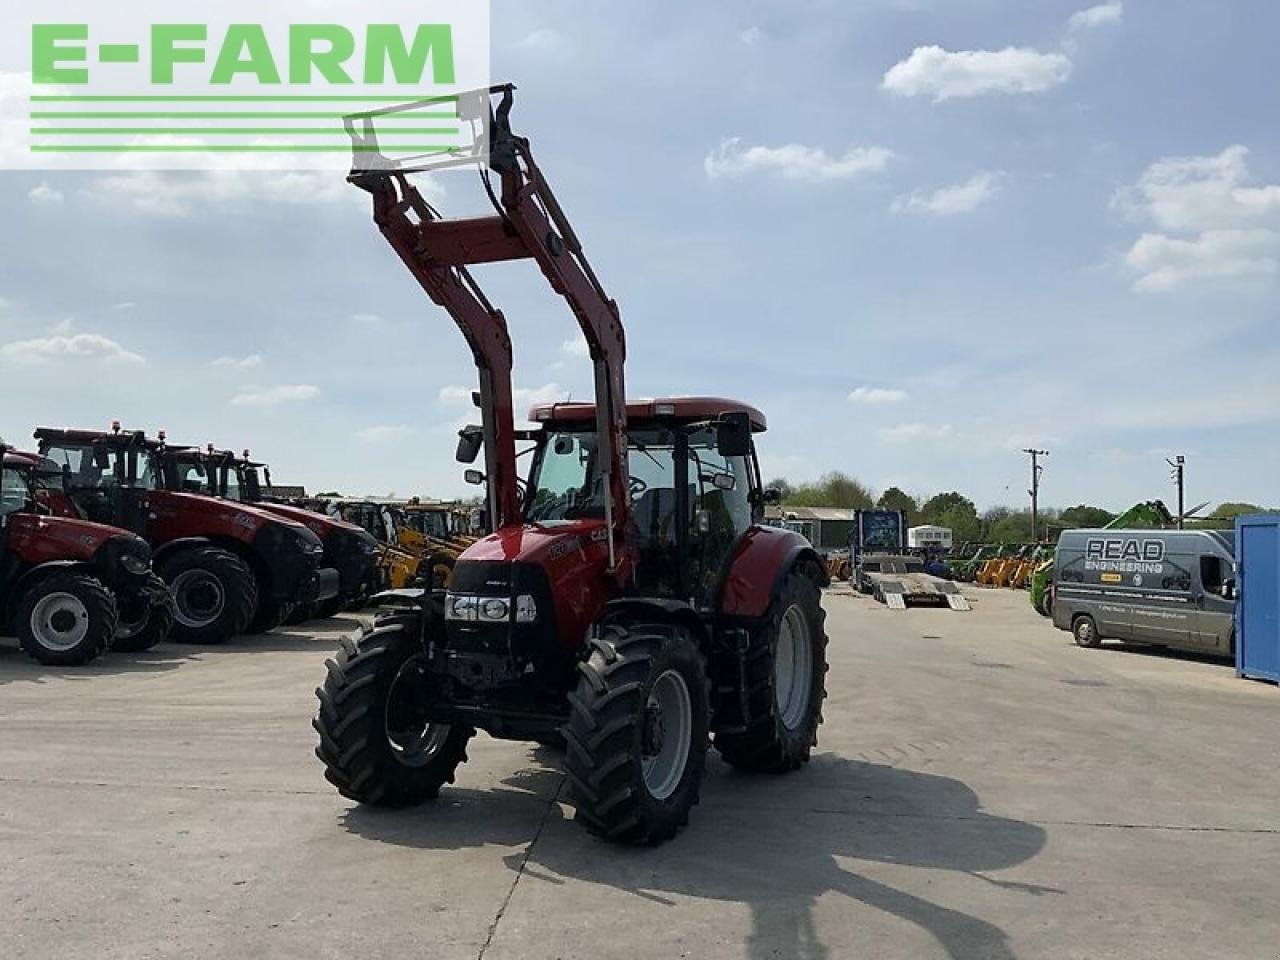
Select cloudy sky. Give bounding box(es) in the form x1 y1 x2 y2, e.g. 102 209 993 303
1 0 1277 511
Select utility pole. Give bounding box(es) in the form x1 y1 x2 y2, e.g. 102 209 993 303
1168 455 1186 529
1023 448 1049 541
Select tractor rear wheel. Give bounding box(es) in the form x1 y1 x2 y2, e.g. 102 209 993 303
564 621 709 845
16 572 117 666
111 578 173 652
314 616 473 806
160 546 257 644
715 570 828 773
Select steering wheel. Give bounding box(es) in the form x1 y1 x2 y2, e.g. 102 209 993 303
629 476 648 495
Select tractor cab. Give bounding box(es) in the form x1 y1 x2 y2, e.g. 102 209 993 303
34 426 162 533
514 397 767 605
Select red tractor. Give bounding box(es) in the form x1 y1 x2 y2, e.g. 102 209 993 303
34 426 340 643
163 445 381 617
1 444 171 664
314 87 829 844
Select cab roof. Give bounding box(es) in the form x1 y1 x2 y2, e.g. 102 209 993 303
529 396 767 431
34 426 161 449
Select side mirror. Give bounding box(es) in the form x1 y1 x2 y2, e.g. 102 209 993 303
715 411 752 458
463 469 485 486
456 426 483 464
92 441 111 469
711 473 735 492
762 487 782 505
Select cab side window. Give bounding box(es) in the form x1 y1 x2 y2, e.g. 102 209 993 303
1199 555 1226 593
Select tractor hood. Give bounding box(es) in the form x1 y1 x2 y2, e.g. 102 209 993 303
157 491 312 535
6 513 145 564
458 519 610 567
249 501 368 542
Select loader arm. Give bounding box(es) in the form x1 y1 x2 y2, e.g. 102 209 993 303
350 86 630 573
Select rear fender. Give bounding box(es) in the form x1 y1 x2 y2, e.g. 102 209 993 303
717 526 827 621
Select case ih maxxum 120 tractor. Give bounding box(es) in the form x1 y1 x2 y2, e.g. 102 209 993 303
314 86 829 845
1 444 171 664
34 426 340 643
163 445 381 619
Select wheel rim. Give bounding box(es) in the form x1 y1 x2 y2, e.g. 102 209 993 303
641 669 693 801
170 570 226 628
775 604 814 730
385 657 451 767
1077 620 1094 643
29 592 91 652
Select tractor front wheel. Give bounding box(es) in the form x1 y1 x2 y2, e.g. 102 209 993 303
159 546 257 644
16 572 117 666
715 570 828 772
111 577 173 652
314 616 473 806
564 621 709 845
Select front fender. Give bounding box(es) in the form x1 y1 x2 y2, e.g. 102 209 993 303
8 560 95 621
717 526 826 619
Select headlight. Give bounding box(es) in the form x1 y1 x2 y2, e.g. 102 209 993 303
515 594 538 623
445 594 478 622
445 593 536 623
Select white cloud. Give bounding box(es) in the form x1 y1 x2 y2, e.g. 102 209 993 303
705 139 894 182
560 337 590 358
1115 145 1280 233
1117 146 1280 292
892 172 1002 216
356 424 413 442
878 422 954 443
882 45 1072 102
849 386 909 405
514 383 566 407
1126 229 1279 293
28 182 64 205
230 384 320 407
739 26 765 45
351 312 386 326
1 332 145 365
92 168 441 218
438 384 473 406
1068 2 1123 32
211 354 263 370
516 29 569 55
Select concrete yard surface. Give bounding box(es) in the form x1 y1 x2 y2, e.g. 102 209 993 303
2 587 1279 959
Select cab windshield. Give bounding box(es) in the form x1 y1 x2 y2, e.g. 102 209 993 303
42 441 160 493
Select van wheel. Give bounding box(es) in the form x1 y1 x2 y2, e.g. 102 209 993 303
1072 615 1101 649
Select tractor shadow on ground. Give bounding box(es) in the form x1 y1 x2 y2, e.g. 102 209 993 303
343 751 1055 960
0 621 354 685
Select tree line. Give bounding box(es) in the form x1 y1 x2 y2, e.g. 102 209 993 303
766 471 1272 543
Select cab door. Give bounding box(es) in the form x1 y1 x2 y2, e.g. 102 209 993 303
1193 553 1235 653
686 428 754 607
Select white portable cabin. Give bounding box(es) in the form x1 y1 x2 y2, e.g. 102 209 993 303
908 525 953 550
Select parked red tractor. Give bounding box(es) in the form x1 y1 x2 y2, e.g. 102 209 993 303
163 445 381 617
314 87 829 844
1 444 171 664
34 426 339 643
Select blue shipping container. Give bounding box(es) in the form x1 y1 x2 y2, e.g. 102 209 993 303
1236 514 1280 683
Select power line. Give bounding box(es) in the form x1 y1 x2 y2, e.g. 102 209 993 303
1167 455 1186 529
1023 448 1049 541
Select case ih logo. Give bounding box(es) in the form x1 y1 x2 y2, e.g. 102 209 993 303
5 2 490 171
